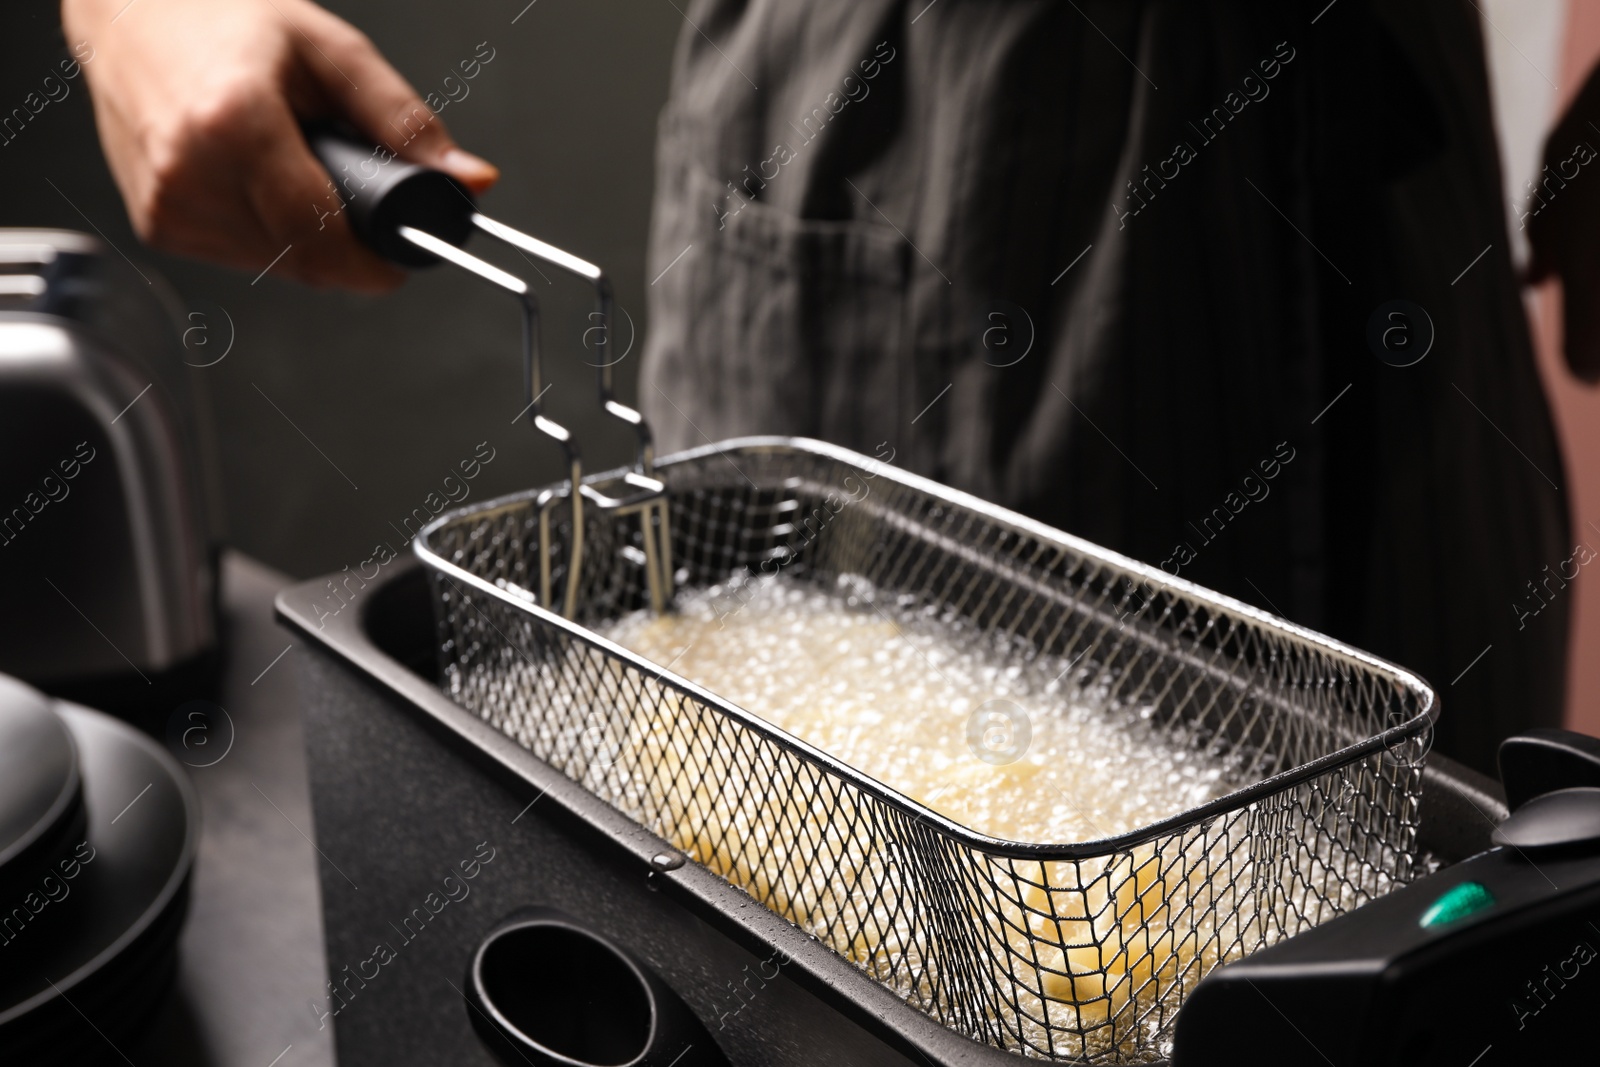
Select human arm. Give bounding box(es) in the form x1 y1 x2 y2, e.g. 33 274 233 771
60 0 498 291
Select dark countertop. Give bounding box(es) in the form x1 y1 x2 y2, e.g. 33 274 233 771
132 553 336 1067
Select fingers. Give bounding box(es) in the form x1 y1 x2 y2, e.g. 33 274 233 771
123 70 398 289
241 95 407 292
290 2 500 195
68 0 492 290
103 96 281 269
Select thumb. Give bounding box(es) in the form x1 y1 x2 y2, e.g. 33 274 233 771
293 7 499 194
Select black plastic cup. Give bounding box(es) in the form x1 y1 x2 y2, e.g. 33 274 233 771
464 906 729 1067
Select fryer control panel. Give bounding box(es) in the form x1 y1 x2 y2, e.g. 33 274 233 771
1174 794 1600 1065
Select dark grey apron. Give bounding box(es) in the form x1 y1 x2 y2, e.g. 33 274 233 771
639 0 1571 773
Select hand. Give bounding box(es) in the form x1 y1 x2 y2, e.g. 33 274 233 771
61 0 499 292
1527 60 1600 380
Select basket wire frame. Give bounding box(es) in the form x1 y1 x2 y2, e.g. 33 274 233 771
417 439 1433 1063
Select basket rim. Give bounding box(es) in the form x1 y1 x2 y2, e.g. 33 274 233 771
415 435 1438 861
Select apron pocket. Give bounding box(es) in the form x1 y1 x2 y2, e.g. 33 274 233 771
642 157 911 452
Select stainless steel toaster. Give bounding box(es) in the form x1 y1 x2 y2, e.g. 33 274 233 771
0 229 216 715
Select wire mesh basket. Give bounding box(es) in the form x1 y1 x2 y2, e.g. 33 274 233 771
416 437 1435 1064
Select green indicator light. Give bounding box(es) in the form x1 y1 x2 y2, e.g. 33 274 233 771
1419 881 1495 929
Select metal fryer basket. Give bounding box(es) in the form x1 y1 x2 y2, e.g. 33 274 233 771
416 437 1435 1064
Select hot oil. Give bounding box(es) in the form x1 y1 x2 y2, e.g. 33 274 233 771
567 571 1395 1059
599 571 1237 845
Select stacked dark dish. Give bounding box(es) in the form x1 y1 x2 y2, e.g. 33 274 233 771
0 673 195 1064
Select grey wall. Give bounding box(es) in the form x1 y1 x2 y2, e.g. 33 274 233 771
0 0 681 577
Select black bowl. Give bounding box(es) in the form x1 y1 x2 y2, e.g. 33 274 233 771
0 698 196 1064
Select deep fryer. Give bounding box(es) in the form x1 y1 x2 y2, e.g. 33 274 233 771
278 133 1600 1066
